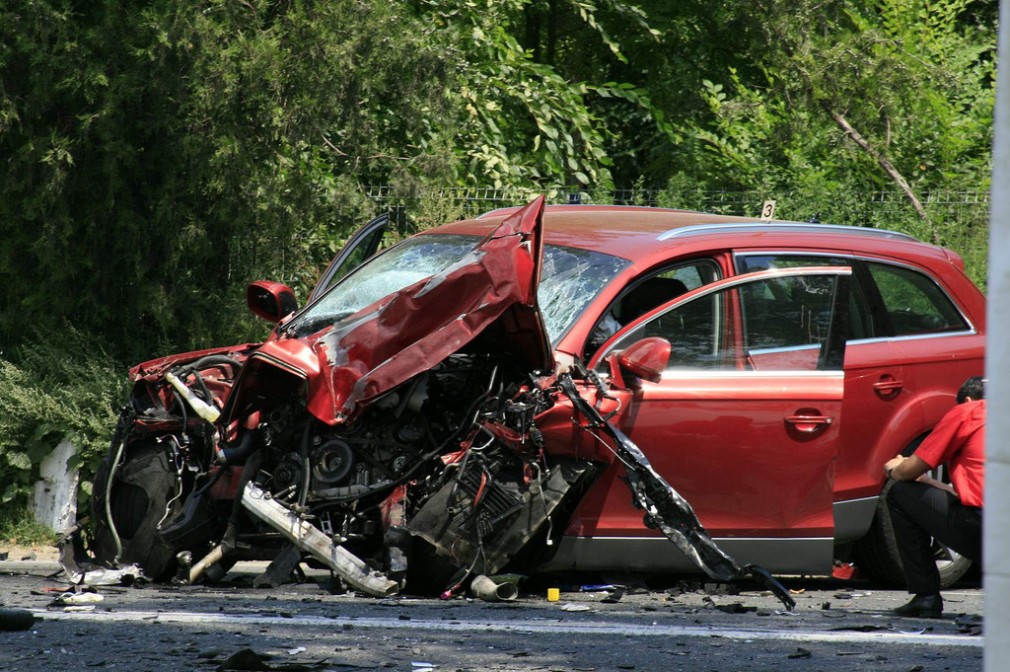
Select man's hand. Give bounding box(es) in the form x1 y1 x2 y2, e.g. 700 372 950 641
884 454 931 481
884 455 906 478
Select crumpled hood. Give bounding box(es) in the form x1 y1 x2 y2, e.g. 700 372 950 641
231 196 552 425
129 343 259 382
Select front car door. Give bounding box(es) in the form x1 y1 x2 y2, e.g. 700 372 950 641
552 267 850 576
308 213 399 303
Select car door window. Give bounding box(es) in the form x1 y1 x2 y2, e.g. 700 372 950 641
605 269 849 371
585 260 719 357
864 262 969 335
736 253 878 340
739 274 845 370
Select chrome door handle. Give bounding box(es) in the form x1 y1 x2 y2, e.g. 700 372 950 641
785 413 832 433
873 376 903 399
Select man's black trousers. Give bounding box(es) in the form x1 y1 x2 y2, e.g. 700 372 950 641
886 481 982 595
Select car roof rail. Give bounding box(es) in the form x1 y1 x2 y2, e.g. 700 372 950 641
657 222 919 242
476 203 692 219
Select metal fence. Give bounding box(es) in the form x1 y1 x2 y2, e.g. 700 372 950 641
361 185 991 220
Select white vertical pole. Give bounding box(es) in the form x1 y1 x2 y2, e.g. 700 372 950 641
986 2 1010 669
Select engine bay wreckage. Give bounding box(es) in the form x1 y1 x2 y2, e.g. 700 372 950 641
66 197 795 610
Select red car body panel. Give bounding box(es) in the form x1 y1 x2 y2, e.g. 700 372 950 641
569 371 842 538
130 343 258 381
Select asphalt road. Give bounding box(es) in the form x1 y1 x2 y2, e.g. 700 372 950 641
0 556 984 672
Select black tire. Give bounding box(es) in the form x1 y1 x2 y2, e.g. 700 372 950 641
90 439 182 580
853 480 973 589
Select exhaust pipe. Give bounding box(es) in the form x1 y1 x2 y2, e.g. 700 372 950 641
470 574 518 602
241 482 399 597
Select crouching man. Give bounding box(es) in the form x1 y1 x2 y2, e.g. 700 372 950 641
883 376 985 618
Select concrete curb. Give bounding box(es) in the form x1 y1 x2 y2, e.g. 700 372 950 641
0 546 62 575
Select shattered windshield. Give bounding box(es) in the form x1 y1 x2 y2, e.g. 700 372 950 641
286 233 629 342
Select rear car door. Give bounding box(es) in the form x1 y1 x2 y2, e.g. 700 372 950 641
569 268 850 575
734 253 985 540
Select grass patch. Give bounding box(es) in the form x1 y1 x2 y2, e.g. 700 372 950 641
0 505 58 547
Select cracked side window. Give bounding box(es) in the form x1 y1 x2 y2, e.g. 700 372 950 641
539 246 631 345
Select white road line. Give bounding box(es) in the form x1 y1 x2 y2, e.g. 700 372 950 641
33 608 983 648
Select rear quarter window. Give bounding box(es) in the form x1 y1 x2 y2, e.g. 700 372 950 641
736 253 969 338
866 262 968 335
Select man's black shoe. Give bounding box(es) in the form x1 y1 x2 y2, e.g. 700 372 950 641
894 593 943 618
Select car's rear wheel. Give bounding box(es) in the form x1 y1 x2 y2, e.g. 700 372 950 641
853 480 974 589
90 439 181 580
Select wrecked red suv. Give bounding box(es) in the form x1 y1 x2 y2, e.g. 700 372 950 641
74 197 985 598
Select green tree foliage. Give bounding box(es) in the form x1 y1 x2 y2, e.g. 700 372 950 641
416 0 670 190
0 327 128 507
0 0 658 362
0 1 456 358
508 2 752 187
673 0 995 238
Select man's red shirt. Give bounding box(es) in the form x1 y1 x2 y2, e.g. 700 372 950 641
915 399 986 508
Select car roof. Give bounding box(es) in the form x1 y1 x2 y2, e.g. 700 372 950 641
427 204 923 262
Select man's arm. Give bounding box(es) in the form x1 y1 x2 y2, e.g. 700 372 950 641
883 454 957 494
884 454 931 481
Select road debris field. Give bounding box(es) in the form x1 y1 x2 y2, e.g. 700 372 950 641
0 552 984 672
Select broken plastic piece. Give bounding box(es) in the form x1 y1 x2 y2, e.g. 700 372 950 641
58 534 143 586
52 591 104 605
560 603 591 612
216 648 273 671
832 562 857 580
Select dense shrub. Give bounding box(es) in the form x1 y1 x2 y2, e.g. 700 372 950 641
0 328 128 511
